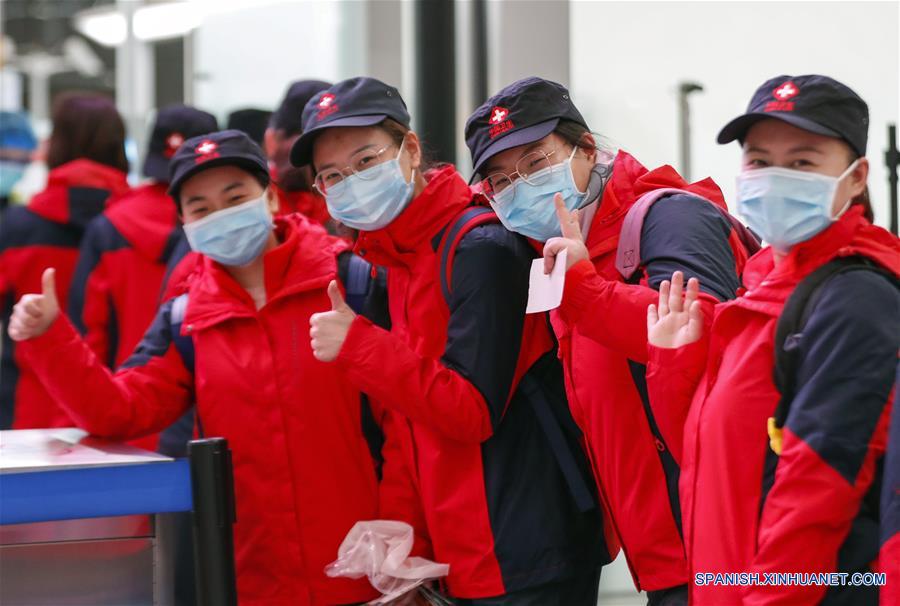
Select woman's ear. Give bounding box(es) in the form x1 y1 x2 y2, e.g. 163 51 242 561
265 187 279 214
847 157 869 198
578 132 597 163
403 131 422 174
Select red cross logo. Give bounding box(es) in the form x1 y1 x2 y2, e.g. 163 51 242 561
164 133 184 157
774 82 799 100
489 106 509 125
196 140 217 155
319 94 336 108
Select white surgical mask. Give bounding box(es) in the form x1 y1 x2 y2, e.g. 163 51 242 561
183 193 273 266
489 147 587 242
735 160 858 252
324 141 414 231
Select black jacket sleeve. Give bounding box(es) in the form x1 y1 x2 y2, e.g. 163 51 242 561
785 269 900 482
441 223 533 429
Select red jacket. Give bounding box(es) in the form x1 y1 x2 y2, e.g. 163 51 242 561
334 166 607 598
67 183 181 451
274 183 330 225
18 216 388 606
0 159 130 429
553 151 751 591
648 207 899 605
68 183 180 368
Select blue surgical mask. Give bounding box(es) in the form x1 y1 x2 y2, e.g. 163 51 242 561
489 147 587 242
324 143 414 231
183 193 274 266
735 161 858 253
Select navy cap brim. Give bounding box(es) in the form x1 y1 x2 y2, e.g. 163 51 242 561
168 156 270 199
289 113 389 167
471 118 559 176
142 153 170 183
717 112 841 146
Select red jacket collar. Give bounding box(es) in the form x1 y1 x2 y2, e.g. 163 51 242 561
184 214 350 330
28 159 130 226
739 206 899 310
585 151 726 260
354 164 472 267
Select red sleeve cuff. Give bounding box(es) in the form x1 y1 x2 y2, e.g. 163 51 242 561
559 259 601 323
19 313 79 359
336 315 378 368
647 339 708 375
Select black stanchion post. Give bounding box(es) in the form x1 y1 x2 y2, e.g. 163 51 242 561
471 0 488 110
885 123 898 236
678 81 704 182
189 438 237 606
415 0 456 164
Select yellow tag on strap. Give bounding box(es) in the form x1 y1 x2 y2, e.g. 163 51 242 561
767 417 783 456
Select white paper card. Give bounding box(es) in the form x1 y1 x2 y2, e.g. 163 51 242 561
526 249 567 314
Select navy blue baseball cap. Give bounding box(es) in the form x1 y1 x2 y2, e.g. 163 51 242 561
143 105 218 183
289 77 411 167
465 77 588 176
717 74 869 156
167 129 270 200
270 79 332 136
226 108 272 147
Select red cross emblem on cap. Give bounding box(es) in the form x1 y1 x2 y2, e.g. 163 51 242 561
773 82 799 101
489 106 509 125
196 140 217 155
164 133 184 157
319 94 336 108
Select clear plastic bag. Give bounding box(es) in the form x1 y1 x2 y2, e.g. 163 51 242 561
325 520 450 604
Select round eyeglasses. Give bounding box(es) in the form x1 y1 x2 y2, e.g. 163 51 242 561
482 147 572 200
314 142 401 196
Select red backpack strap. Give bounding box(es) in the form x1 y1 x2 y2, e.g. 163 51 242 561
437 206 500 304
615 187 761 281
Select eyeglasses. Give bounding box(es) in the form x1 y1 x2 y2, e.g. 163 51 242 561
313 142 401 196
482 147 568 199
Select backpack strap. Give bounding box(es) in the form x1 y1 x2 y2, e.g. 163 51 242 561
615 187 761 281
768 255 900 455
519 374 597 513
338 251 375 315
168 293 203 440
436 206 500 302
169 294 195 373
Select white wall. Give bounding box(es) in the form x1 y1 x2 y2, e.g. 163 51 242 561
571 0 900 227
192 0 410 132
192 1 368 119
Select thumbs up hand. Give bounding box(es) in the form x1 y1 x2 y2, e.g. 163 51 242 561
542 193 590 274
309 280 357 362
8 268 60 342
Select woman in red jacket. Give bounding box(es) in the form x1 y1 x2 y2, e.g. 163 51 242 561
7 130 399 606
464 77 755 606
643 75 899 605
1 94 130 430
295 77 606 604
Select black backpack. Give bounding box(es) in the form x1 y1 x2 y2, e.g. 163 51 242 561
768 255 899 454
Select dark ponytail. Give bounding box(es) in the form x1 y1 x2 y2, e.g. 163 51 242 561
554 119 600 153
